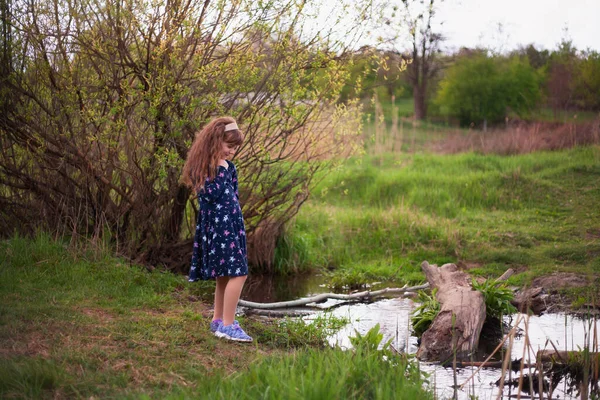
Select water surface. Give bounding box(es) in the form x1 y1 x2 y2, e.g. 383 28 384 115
306 298 598 400
242 274 598 399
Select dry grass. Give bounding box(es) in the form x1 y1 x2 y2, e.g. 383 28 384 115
430 119 600 155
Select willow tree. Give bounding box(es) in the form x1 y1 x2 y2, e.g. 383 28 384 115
0 0 365 272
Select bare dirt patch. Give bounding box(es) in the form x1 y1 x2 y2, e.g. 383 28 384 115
456 260 483 270
0 330 51 358
532 273 591 290
80 307 115 322
586 228 600 240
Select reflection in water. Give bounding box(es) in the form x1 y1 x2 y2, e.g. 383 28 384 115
304 298 598 400
241 273 328 303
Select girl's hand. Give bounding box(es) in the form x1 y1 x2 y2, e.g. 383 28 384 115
218 159 228 168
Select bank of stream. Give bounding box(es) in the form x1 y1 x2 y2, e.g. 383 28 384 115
242 274 599 400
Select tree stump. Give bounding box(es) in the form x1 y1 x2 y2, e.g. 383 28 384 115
512 287 547 315
416 261 486 362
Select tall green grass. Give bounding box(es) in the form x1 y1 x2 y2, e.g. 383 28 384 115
187 345 431 400
276 146 600 289
179 323 431 400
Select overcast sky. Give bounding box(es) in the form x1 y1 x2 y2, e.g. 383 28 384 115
436 0 600 53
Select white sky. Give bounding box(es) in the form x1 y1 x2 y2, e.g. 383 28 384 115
437 0 600 53
306 0 599 53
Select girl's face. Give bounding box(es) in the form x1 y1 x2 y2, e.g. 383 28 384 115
221 142 239 160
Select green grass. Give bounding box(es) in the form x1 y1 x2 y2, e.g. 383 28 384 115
0 234 430 399
189 326 432 400
276 146 600 291
368 97 599 125
364 97 415 120
521 107 599 123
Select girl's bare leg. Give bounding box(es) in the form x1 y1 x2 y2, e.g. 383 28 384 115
213 276 229 321
222 275 247 326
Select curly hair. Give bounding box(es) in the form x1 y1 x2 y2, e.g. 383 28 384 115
181 117 244 193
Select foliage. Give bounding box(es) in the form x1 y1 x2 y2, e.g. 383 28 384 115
338 49 411 105
0 0 364 272
573 51 600 111
324 268 390 291
249 313 349 348
348 324 426 381
436 54 541 127
472 278 518 319
537 38 600 115
349 323 391 352
410 289 440 338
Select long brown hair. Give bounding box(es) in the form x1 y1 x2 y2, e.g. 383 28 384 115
181 116 244 192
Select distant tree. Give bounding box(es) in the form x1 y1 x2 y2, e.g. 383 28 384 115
401 0 444 120
504 57 543 119
546 38 578 116
375 0 444 119
436 54 541 129
512 44 550 70
572 51 600 111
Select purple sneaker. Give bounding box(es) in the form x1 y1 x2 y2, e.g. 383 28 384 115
210 319 239 333
215 322 253 342
210 319 222 333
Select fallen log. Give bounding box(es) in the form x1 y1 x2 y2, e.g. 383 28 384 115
416 261 486 362
451 359 535 371
537 349 600 364
238 283 430 309
497 268 515 282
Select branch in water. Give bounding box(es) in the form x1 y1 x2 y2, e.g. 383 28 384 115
244 309 315 317
238 283 430 310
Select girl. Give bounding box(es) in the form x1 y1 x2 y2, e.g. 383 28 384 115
181 116 252 342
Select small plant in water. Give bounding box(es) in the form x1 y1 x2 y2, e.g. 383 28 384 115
349 324 426 385
411 289 440 338
350 323 392 353
471 278 517 319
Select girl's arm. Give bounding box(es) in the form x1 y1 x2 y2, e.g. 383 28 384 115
200 167 231 203
228 161 240 199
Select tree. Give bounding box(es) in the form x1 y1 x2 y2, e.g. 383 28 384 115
436 53 541 129
573 50 600 111
546 37 578 116
522 44 550 70
0 0 365 272
400 0 444 120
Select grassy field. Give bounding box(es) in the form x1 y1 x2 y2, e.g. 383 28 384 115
275 146 600 299
522 108 599 123
367 97 599 125
0 235 431 399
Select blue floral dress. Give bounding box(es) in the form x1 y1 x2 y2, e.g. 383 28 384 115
188 160 248 281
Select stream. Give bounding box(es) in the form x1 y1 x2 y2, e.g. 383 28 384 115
243 274 599 400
